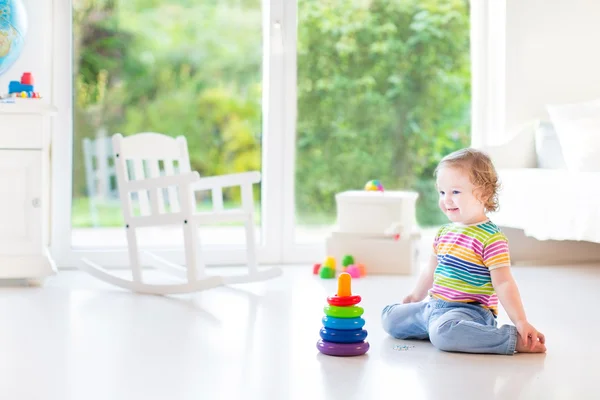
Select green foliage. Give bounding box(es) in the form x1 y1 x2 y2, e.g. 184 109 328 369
296 0 471 226
72 0 470 228
72 1 262 204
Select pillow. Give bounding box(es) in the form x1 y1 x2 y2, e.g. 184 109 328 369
534 121 567 169
547 99 600 172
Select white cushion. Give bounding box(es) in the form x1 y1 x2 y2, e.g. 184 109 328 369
534 121 567 169
546 99 600 172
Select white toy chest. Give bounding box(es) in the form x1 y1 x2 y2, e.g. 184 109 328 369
326 190 420 275
326 231 420 275
335 190 419 234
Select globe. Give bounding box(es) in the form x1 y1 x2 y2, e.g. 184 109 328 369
0 0 27 76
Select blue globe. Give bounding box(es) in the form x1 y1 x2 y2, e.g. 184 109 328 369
0 0 27 77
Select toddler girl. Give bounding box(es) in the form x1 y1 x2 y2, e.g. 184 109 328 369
381 148 546 354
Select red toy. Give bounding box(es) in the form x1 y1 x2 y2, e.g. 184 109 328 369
312 263 321 275
327 293 361 307
21 72 34 85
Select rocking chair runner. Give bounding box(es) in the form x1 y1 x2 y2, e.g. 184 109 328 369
79 132 281 294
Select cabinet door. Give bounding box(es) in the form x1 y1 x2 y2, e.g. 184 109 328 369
0 151 42 255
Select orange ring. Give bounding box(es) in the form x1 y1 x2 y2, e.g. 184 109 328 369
327 295 361 307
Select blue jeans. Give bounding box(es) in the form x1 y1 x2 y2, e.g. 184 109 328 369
381 298 517 355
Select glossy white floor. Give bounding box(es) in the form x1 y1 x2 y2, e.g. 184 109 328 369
0 262 598 400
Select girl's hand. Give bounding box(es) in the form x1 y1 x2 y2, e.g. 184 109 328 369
516 320 546 350
402 293 420 304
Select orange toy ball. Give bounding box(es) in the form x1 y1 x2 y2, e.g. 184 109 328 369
358 263 366 277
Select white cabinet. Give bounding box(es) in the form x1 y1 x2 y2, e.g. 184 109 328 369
0 102 57 283
0 151 42 254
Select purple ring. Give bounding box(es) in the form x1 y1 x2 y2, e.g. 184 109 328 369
316 339 370 356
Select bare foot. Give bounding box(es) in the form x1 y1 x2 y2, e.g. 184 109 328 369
515 333 546 353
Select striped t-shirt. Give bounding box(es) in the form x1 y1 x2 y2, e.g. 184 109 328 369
429 221 511 316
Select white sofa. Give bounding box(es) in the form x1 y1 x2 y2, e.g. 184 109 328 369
482 120 600 246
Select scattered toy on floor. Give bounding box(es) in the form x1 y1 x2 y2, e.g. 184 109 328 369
313 254 367 278
342 255 354 267
393 344 415 352
312 263 321 275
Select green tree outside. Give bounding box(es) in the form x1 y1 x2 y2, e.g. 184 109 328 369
72 0 470 228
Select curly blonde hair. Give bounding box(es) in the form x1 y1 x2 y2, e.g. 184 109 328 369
434 148 500 213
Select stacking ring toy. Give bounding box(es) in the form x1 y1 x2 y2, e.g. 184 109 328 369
322 316 366 330
316 272 370 357
316 339 370 356
324 304 364 318
327 294 361 307
319 327 368 343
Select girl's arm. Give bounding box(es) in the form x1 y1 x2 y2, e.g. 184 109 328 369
404 254 437 303
491 267 546 348
491 267 527 322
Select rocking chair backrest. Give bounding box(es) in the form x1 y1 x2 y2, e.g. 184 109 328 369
112 132 193 219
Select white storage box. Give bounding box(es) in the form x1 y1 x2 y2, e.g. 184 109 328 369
335 190 419 234
326 231 420 275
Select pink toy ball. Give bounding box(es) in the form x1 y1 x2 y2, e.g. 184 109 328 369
346 264 361 278
364 180 384 192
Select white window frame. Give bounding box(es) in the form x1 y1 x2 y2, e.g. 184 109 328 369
49 0 502 268
470 0 506 148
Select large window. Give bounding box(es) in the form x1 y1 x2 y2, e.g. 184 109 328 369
294 0 471 244
54 0 472 266
71 0 263 249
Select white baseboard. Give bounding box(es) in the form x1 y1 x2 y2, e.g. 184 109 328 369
501 227 600 265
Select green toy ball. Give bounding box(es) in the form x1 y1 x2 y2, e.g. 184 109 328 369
319 266 335 279
342 255 355 267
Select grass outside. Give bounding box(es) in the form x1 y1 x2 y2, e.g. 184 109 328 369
71 196 335 228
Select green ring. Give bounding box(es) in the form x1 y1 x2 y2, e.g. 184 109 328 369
324 305 364 318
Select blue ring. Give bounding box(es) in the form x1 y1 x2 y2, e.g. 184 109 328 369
322 316 365 330
320 327 368 343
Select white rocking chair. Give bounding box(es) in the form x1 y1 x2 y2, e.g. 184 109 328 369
79 132 281 294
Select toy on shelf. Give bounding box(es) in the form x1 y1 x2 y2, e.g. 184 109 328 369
2 72 42 99
316 272 370 357
364 179 384 192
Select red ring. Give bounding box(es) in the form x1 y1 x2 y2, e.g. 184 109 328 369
327 295 361 306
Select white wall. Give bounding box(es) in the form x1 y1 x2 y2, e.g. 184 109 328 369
6 1 600 137
0 0 52 98
505 0 600 131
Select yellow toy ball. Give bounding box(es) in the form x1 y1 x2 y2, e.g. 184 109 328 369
364 180 384 192
323 256 336 270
